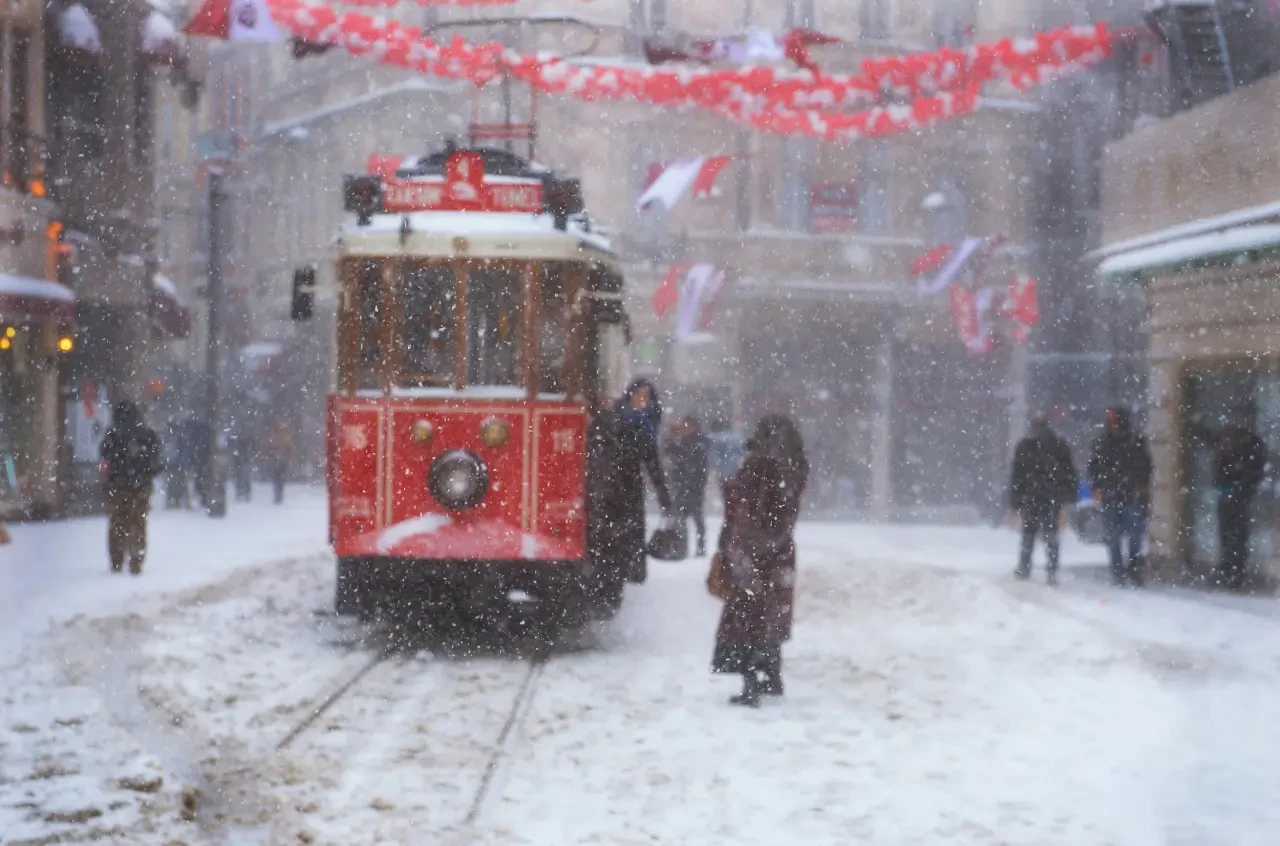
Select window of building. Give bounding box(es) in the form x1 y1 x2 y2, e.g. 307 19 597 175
933 0 974 46
0 30 31 188
786 0 817 29
780 137 814 232
133 70 152 166
650 0 668 32
858 140 894 235
861 0 892 39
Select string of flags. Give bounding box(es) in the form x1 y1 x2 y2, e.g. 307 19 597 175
183 0 1116 143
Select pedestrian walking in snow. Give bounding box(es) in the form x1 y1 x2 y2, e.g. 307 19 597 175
666 415 711 557
1213 418 1268 591
1010 413 1077 586
0 520 10 545
711 415 808 708
100 401 163 575
265 418 295 505
1088 407 1152 587
587 380 671 587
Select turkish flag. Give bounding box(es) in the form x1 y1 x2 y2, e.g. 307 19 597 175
183 0 282 41
653 263 688 319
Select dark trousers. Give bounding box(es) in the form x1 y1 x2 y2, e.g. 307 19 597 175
1217 492 1253 589
107 489 150 573
1017 507 1060 575
1103 498 1146 584
676 504 706 552
270 461 287 504
233 461 253 502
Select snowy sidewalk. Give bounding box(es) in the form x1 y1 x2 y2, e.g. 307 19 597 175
0 485 329 646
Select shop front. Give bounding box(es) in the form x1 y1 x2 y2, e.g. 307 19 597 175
0 274 75 518
1108 245 1280 585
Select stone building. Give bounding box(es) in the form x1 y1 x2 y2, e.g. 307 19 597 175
1097 69 1280 584
0 0 65 518
226 0 1135 515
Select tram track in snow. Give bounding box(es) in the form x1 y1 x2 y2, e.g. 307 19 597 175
268 623 555 837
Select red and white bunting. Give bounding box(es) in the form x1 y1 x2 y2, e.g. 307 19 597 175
637 156 736 211
950 285 996 355
251 0 1116 143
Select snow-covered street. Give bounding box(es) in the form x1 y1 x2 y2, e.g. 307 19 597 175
6 500 1280 844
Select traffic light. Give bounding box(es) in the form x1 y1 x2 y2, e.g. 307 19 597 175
291 265 315 321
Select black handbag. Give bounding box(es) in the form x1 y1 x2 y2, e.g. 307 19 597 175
646 519 688 561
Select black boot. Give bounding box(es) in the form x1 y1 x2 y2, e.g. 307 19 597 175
729 671 760 707
760 655 784 697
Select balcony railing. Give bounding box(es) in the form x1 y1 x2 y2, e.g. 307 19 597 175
0 124 49 199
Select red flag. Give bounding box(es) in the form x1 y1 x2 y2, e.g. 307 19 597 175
697 269 731 330
183 0 282 41
690 156 736 199
910 245 952 277
1004 275 1039 345
653 263 688 319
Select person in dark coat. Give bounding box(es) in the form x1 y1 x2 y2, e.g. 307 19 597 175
712 415 808 707
1010 413 1077 586
100 400 163 575
1213 419 1268 590
587 380 671 587
1087 407 1153 587
665 415 712 556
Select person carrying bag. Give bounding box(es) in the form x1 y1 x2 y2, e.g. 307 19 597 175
709 415 808 708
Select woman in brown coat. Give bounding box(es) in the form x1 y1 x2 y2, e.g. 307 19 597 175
712 415 808 707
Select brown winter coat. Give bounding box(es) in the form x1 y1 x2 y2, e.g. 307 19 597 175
712 450 807 672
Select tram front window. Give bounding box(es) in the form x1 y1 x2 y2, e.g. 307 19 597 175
467 264 522 387
354 260 383 391
401 263 456 386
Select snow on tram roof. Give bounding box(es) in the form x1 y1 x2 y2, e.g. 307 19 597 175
340 210 615 257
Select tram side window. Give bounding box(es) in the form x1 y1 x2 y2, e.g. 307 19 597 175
540 264 570 394
467 263 522 387
354 260 383 390
401 264 456 386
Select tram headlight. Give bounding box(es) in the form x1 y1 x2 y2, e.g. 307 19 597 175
411 419 435 445
479 416 510 448
428 450 488 510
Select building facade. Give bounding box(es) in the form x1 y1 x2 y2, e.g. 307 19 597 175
0 0 66 518
225 0 1140 516
1098 69 1280 585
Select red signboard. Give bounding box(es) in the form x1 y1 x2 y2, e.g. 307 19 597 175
809 182 858 233
381 151 543 214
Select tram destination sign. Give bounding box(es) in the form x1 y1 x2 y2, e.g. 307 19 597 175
380 151 543 215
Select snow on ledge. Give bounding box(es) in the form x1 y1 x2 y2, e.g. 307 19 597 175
59 4 103 54
377 514 452 554
0 274 76 303
1098 224 1280 278
142 9 179 54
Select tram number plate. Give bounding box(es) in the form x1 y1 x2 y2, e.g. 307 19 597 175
550 428 576 453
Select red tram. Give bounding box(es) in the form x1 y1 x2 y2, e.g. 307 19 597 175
294 147 633 625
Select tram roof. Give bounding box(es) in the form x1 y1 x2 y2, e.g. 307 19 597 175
337 210 617 265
